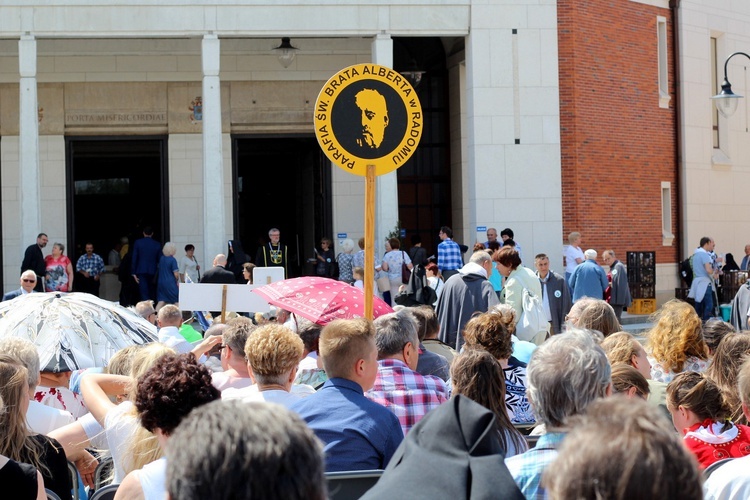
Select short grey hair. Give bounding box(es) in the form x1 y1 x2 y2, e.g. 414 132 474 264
167 400 326 500
373 309 419 358
584 249 597 260
223 317 256 355
0 338 40 389
163 242 177 257
526 327 611 429
469 250 492 266
340 238 355 253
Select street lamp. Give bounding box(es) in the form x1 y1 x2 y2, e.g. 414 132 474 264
711 51 750 119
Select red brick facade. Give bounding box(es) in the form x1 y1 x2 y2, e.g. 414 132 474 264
558 0 678 266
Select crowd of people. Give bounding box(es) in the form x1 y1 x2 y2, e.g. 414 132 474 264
6 227 750 499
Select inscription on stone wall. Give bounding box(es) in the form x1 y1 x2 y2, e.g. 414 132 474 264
65 111 167 126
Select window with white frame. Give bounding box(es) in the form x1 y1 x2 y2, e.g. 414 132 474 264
661 181 674 246
657 16 670 108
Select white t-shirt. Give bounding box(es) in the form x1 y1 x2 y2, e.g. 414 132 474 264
564 245 585 274
157 326 193 354
78 411 109 450
222 383 315 401
211 371 254 392
133 457 167 500
34 385 89 420
26 400 75 435
179 256 200 283
241 389 305 409
704 455 750 499
104 401 139 483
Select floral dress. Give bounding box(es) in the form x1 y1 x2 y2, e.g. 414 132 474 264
649 355 709 384
504 356 535 423
44 254 72 292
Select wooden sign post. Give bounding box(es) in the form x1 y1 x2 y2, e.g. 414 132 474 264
314 64 423 319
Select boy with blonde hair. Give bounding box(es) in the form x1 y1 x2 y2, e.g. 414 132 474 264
291 318 403 471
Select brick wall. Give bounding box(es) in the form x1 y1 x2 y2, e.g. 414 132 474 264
558 0 678 266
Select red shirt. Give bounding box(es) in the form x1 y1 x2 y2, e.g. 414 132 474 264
683 420 750 468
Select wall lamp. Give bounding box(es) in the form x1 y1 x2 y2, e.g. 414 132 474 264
711 51 750 119
273 37 299 68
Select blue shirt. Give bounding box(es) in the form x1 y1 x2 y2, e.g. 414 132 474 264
75 253 105 277
291 377 403 472
692 249 712 279
568 259 608 302
437 239 462 272
505 431 566 499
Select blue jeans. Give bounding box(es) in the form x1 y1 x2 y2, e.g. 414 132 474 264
695 284 714 321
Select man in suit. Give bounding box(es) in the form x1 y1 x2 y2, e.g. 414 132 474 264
534 254 572 335
131 226 162 301
21 233 48 292
3 270 39 301
200 254 237 284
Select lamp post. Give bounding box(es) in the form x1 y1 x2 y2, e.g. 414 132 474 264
711 51 750 119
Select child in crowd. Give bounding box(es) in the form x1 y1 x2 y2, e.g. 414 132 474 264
666 371 750 468
352 266 364 289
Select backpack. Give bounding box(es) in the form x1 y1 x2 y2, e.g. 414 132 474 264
515 287 549 343
680 256 694 287
394 264 438 307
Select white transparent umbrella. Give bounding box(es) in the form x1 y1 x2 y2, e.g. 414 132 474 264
0 292 157 372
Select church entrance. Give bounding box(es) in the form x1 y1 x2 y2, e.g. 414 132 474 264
232 136 332 278
66 137 168 296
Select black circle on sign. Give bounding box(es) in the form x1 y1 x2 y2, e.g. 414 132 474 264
330 79 408 161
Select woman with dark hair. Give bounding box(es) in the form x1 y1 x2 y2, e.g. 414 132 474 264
408 234 427 267
425 262 444 307
667 371 750 468
115 353 221 499
314 238 336 277
450 349 527 457
722 253 740 272
0 355 71 500
702 318 736 355
179 244 200 283
494 246 547 343
462 310 534 424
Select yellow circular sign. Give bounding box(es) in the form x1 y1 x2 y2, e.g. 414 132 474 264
314 64 423 176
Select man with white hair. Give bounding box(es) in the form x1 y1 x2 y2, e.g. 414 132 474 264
505 328 612 498
2 270 39 301
568 249 608 302
436 251 499 350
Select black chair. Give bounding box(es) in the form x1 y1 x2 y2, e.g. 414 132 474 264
45 489 62 500
326 470 383 500
94 455 114 490
67 460 80 500
90 483 119 500
524 434 540 449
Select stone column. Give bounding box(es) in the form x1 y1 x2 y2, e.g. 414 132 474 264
18 35 41 247
371 33 399 250
201 34 225 262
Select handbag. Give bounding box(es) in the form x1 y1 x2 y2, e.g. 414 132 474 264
401 251 411 284
377 275 391 292
515 287 549 344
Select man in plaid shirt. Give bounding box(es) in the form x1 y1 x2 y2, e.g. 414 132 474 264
437 226 462 281
366 309 449 436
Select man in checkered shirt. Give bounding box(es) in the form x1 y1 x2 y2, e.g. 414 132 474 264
437 226 462 281
366 309 449 436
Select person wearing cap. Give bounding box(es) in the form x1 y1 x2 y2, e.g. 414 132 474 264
568 249 608 303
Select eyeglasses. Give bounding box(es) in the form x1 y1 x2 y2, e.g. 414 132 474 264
22 279 36 283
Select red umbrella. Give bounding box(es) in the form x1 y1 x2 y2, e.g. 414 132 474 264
252 276 393 325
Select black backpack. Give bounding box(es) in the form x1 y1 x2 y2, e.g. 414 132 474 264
680 256 694 287
394 264 437 307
